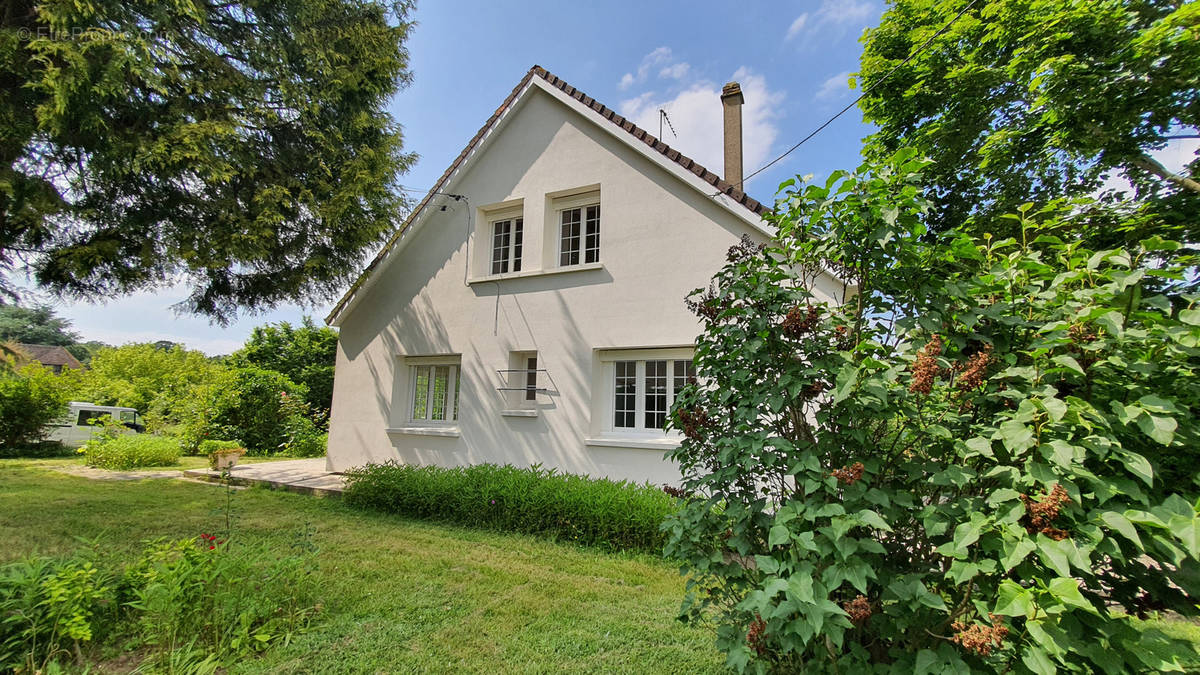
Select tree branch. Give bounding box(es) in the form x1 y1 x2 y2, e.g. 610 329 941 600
1130 153 1200 194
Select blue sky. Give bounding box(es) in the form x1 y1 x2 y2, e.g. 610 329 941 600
51 0 886 354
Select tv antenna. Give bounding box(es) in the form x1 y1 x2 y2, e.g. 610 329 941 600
659 109 677 140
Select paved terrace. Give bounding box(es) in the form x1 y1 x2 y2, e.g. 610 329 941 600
184 458 345 497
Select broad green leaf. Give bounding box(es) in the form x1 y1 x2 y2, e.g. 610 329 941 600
856 509 893 533
1136 413 1177 445
1041 397 1067 423
964 436 994 458
1047 577 1095 613
993 580 1033 617
1002 538 1037 572
1099 511 1142 548
788 573 814 604
832 364 858 404
1037 538 1070 576
768 524 790 549
998 420 1035 453
1180 308 1200 326
1051 354 1086 377
1022 645 1057 675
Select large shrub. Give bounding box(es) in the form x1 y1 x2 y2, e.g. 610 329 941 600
344 462 675 552
76 343 222 424
228 317 338 423
665 152 1200 672
84 435 181 470
0 364 69 451
214 367 309 455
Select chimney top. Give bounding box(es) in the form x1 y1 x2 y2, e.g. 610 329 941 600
720 82 744 104
720 81 745 187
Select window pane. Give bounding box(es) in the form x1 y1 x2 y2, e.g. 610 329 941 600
512 218 524 272
672 360 696 398
614 361 636 428
491 220 512 274
525 356 538 401
560 208 581 266
430 366 450 421
645 360 667 429
584 204 600 263
453 367 460 421
412 366 429 420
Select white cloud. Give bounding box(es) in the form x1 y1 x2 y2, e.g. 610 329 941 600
787 0 877 45
785 14 809 41
815 71 852 101
659 62 690 80
618 46 682 90
618 67 785 189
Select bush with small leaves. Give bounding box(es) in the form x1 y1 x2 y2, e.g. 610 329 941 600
665 150 1200 673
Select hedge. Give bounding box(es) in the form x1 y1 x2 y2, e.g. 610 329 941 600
342 462 676 552
84 435 181 470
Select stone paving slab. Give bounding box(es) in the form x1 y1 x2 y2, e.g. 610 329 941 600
183 458 344 497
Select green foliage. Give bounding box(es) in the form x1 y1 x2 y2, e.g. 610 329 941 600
1 0 417 320
344 462 676 552
0 364 69 450
0 531 317 671
665 152 1200 672
0 440 72 459
0 304 79 346
198 439 243 455
77 343 222 424
858 0 1200 243
213 367 310 455
83 434 181 470
0 553 116 672
122 536 318 668
229 317 338 422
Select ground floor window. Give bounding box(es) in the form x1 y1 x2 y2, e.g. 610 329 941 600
411 363 460 423
606 354 694 433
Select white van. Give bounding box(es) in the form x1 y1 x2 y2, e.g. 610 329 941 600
47 402 146 448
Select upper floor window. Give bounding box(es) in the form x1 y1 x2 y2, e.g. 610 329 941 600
490 217 523 275
558 203 600 266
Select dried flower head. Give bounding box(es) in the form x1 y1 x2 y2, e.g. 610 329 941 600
746 615 768 656
678 407 711 440
909 335 944 395
956 344 993 392
686 283 727 322
1021 484 1071 538
844 595 872 624
727 233 765 263
782 304 820 338
831 462 865 486
952 614 1009 656
662 484 692 499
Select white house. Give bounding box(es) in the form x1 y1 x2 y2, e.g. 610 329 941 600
325 66 844 485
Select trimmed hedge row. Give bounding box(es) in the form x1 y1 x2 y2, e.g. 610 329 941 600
342 462 676 552
84 434 181 470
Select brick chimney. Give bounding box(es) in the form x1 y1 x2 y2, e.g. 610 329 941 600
720 81 745 187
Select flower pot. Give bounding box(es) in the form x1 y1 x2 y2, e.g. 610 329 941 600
209 448 246 470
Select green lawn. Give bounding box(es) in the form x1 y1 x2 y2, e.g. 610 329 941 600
28 452 299 472
3 458 1197 673
0 459 723 673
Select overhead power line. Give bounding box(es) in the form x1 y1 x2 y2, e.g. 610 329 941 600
718 0 981 195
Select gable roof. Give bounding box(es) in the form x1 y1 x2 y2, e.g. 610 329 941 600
326 65 770 326
13 343 82 369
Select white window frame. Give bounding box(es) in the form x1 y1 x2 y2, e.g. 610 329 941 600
407 358 460 426
598 348 694 436
489 217 523 275
553 191 600 268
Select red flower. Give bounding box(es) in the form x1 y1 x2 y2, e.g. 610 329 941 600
209 545 215 550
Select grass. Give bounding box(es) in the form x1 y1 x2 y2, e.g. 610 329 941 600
0 458 723 673
25 452 298 472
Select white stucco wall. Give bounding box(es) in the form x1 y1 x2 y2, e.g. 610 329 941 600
326 84 843 484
